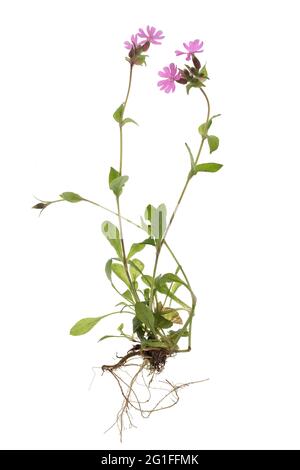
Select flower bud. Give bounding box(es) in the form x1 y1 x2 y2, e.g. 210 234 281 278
192 55 201 70
176 78 188 85
142 41 150 52
32 202 48 210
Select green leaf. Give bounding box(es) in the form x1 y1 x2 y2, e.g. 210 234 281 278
105 259 113 281
70 317 102 336
109 168 129 197
141 274 154 287
113 103 124 123
198 114 221 138
121 118 139 127
159 273 184 285
129 258 144 282
185 143 195 172
157 284 191 311
128 242 145 259
98 335 128 342
117 323 124 332
154 314 173 329
132 317 145 341
111 263 131 289
110 175 129 197
194 163 223 173
60 192 83 203
102 221 122 258
122 289 134 303
207 135 219 153
135 302 156 335
144 204 167 241
109 167 120 185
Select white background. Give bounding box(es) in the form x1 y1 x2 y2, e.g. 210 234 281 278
1 0 300 450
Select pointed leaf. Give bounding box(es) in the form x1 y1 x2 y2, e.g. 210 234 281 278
113 103 124 123
194 163 223 173
121 118 139 127
109 167 129 197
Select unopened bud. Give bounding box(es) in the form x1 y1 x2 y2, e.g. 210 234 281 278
32 202 48 210
142 41 150 52
128 47 135 59
176 78 188 85
192 55 201 70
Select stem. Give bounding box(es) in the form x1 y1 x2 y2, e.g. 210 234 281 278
148 88 210 313
116 64 139 301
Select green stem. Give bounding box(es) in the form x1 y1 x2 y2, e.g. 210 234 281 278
148 88 210 314
116 64 139 301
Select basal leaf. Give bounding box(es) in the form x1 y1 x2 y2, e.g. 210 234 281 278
70 316 102 336
135 302 156 335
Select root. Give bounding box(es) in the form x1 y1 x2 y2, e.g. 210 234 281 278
101 345 208 441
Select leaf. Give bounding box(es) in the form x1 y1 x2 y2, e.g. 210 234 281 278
157 284 191 311
105 259 113 281
122 289 134 303
98 335 128 342
70 317 102 336
129 258 144 282
109 168 129 197
198 114 221 138
185 143 195 172
102 221 123 259
207 135 219 153
135 302 156 335
128 242 145 259
113 103 124 123
194 163 223 173
60 192 83 203
144 204 167 241
154 314 173 329
117 323 124 332
111 263 131 289
121 118 139 127
141 274 154 287
161 308 183 325
132 317 145 341
142 237 156 246
159 273 184 285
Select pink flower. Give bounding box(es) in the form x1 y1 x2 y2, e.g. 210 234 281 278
138 26 165 45
157 63 181 93
124 34 141 50
175 39 204 61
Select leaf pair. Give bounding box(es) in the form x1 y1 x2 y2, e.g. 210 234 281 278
113 103 138 127
141 204 167 243
198 114 221 154
109 167 129 198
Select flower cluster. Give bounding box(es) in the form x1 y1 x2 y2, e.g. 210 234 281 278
158 39 206 94
124 26 164 66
